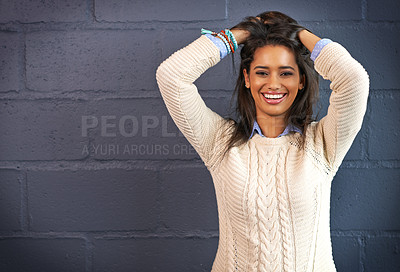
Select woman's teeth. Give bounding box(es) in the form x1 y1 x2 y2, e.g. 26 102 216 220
263 93 285 99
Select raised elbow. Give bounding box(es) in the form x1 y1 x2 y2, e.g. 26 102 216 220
155 61 167 86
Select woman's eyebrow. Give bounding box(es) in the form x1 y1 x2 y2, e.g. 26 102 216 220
254 65 295 70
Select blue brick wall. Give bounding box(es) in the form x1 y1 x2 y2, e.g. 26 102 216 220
0 0 399 271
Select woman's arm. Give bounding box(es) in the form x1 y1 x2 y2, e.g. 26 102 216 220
156 36 229 169
303 32 370 169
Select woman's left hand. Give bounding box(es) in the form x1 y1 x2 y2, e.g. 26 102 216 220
297 29 321 52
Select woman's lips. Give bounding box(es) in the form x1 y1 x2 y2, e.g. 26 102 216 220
261 93 288 105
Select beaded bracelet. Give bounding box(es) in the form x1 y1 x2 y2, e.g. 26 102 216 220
216 32 233 54
201 28 236 54
220 32 235 53
223 29 238 51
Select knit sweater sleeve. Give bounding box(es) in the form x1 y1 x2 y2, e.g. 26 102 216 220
156 35 228 169
313 42 369 169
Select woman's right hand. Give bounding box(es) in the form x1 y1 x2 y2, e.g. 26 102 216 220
230 29 250 45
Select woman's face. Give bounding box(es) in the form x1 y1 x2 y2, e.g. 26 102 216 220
243 45 304 122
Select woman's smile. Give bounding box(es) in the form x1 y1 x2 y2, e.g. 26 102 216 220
260 91 288 104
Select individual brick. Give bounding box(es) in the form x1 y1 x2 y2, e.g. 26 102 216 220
0 238 85 272
368 92 400 160
0 32 21 92
0 99 89 161
27 169 158 231
367 0 400 21
159 167 218 231
331 236 360 271
331 168 400 230
95 0 226 22
364 237 400 272
93 237 218 272
0 170 21 231
0 0 87 23
228 0 362 23
26 30 159 92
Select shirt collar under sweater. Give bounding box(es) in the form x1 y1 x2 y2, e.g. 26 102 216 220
249 120 302 140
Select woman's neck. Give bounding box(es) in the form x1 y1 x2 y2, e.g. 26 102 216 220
256 115 287 138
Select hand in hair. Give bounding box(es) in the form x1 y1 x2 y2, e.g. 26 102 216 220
230 11 319 48
258 14 311 44
297 29 321 54
230 28 250 45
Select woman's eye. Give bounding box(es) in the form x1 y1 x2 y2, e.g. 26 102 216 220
281 72 293 76
256 71 268 76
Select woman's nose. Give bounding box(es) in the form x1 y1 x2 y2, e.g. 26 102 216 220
267 75 281 90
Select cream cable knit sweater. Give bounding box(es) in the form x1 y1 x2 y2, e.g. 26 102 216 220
156 35 369 272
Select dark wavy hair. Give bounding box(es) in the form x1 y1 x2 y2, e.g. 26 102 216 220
222 11 319 157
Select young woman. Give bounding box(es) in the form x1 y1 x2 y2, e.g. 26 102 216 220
156 11 369 272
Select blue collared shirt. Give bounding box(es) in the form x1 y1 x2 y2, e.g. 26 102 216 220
249 120 302 139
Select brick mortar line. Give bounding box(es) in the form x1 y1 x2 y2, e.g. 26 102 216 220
88 0 95 23
84 233 94 272
0 232 89 239
0 21 226 32
0 159 399 171
361 0 368 20
94 231 220 239
0 89 398 101
331 230 400 237
0 20 399 32
369 90 400 98
1 230 398 240
363 96 373 161
0 231 220 239
154 170 164 234
335 160 400 168
359 235 366 272
225 0 229 19
0 94 169 100
0 90 238 99
0 160 206 171
20 172 29 231
14 31 25 98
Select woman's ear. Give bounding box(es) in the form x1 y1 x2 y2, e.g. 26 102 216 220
243 69 250 88
299 74 305 90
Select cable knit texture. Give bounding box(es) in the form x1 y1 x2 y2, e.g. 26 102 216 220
156 35 369 272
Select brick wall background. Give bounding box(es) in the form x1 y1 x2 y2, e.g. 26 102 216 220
0 0 399 271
